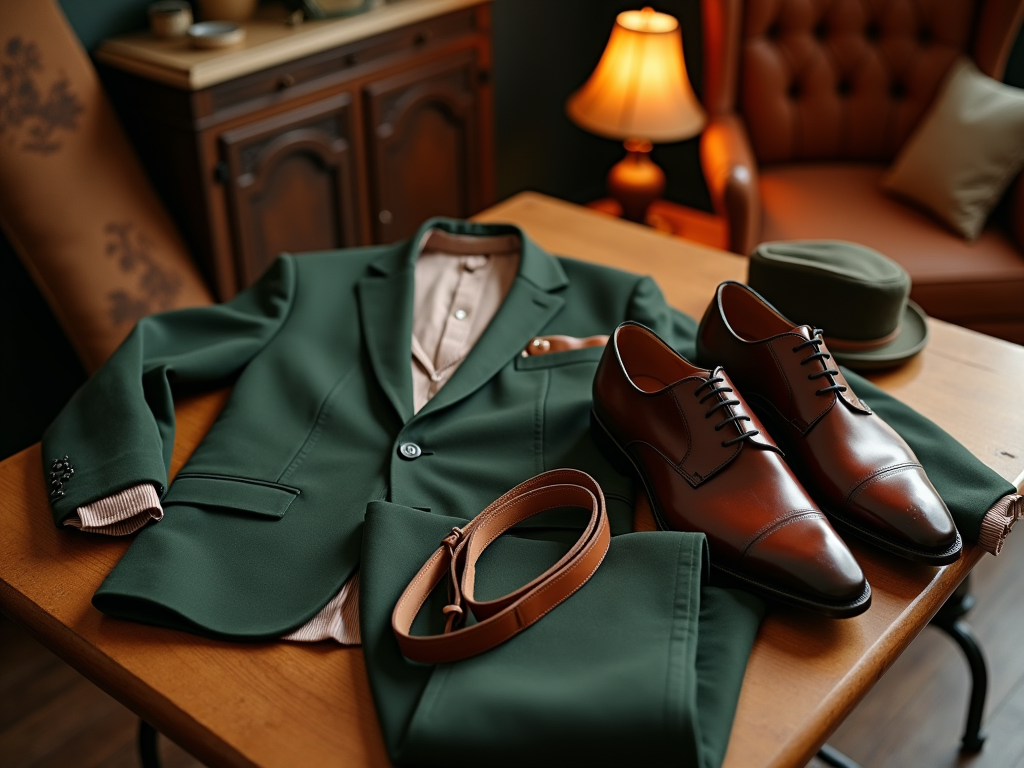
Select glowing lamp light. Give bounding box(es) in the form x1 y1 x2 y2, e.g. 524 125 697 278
567 7 706 223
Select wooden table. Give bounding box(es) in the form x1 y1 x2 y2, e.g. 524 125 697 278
2 192 1023 768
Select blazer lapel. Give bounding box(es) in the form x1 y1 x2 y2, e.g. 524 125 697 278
415 233 568 420
358 244 417 425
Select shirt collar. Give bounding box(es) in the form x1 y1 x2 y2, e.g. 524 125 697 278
368 217 569 293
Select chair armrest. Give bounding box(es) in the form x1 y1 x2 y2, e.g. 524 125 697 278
700 114 761 255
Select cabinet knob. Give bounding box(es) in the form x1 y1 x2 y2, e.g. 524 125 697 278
276 74 296 90
213 161 230 183
379 210 393 225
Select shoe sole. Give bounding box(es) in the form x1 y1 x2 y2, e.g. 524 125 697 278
820 506 962 566
590 408 872 619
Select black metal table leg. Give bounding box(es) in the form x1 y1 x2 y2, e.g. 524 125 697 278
817 743 865 768
138 719 162 768
929 575 988 753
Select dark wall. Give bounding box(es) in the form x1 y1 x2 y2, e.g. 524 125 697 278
58 0 153 50
0 235 86 459
1009 19 1024 87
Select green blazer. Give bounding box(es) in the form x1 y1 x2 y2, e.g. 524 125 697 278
43 218 704 638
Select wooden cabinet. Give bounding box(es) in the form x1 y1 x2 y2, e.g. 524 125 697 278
365 49 482 243
100 3 494 299
220 93 360 286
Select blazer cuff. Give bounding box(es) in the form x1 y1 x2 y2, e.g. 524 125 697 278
977 494 1024 556
64 483 163 536
282 572 361 645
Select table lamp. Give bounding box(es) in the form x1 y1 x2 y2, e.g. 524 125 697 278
567 7 706 224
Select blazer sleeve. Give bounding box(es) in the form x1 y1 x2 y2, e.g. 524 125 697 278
42 256 297 528
624 275 700 359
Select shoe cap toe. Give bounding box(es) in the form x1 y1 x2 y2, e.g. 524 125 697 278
743 514 866 604
848 466 957 551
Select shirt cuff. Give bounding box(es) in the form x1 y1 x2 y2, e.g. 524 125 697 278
282 571 361 645
63 483 164 536
976 494 1024 556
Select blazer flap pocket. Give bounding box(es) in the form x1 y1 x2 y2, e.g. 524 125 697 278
164 474 299 519
515 346 605 370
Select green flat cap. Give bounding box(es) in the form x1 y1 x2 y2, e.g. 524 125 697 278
747 240 928 370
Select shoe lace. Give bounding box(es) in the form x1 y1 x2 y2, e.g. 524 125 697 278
693 376 760 448
792 329 848 397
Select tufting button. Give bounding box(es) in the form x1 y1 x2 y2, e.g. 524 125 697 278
398 442 423 460
866 23 880 41
814 22 826 39
918 27 932 45
766 23 780 39
890 82 907 99
787 82 801 99
837 79 852 96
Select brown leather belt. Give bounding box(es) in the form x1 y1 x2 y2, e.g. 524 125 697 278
392 469 611 664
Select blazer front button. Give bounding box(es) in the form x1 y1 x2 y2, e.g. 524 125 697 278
398 442 422 460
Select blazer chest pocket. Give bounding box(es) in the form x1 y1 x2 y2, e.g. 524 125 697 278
514 346 605 371
164 474 300 520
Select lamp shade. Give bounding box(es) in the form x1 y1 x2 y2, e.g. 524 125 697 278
566 7 706 143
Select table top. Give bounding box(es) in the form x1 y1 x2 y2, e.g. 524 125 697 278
2 192 1023 768
94 0 486 90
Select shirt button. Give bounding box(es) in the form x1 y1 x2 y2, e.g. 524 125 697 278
398 442 422 460
453 309 468 320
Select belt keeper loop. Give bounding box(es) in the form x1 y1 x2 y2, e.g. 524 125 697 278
442 526 466 633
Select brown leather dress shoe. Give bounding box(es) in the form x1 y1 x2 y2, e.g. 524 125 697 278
592 321 870 617
697 281 961 565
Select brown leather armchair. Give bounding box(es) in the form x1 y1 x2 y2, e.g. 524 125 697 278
699 0 1024 344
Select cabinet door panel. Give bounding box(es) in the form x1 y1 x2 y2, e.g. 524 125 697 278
365 50 482 243
220 93 358 288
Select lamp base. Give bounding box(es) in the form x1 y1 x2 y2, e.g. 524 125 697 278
586 197 730 250
606 139 665 223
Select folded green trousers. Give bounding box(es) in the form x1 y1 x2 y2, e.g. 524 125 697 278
358 367 1016 768
360 501 765 768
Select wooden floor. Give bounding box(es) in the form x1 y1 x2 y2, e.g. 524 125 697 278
808 533 1024 768
0 616 202 768
2 534 1023 768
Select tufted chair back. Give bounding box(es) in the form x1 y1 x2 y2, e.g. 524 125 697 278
702 0 1024 163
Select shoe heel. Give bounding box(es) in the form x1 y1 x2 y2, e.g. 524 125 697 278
590 408 635 478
